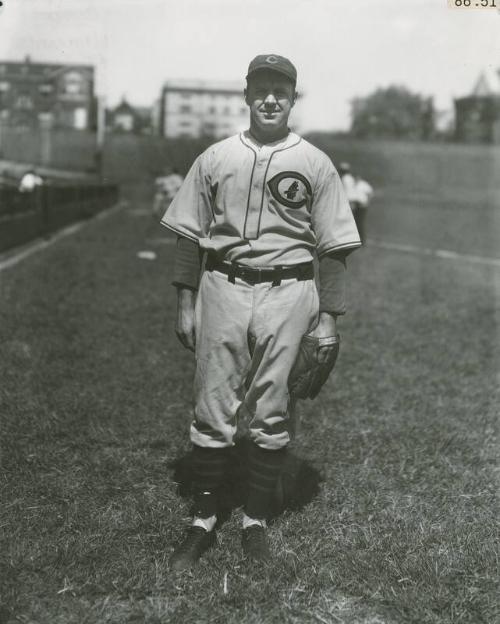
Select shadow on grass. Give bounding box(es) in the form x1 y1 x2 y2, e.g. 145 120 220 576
167 438 323 524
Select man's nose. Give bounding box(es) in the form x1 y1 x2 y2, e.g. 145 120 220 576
263 93 277 106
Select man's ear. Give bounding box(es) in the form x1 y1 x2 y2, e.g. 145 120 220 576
292 90 298 106
244 88 250 106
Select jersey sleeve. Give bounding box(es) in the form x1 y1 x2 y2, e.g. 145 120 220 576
311 160 362 257
318 252 347 315
173 236 202 291
160 153 213 242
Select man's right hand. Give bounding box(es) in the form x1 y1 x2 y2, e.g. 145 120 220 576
175 287 197 352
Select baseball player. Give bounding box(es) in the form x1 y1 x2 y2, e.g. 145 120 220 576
338 163 373 244
338 162 357 206
161 54 361 571
152 166 184 219
353 174 373 244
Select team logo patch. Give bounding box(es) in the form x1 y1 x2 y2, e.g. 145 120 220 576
267 172 312 209
266 55 279 64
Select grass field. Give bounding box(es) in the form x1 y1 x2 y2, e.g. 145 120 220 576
0 165 499 623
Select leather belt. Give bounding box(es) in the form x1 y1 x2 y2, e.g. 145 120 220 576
205 256 314 286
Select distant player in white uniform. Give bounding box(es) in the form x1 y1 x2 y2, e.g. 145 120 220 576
161 54 361 570
338 162 357 206
353 174 374 244
339 162 373 244
152 167 184 218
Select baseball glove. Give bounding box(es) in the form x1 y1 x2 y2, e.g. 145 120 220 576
288 334 340 400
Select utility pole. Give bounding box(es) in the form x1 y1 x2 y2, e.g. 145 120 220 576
95 94 106 182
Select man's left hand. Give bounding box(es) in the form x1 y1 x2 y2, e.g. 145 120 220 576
307 312 338 364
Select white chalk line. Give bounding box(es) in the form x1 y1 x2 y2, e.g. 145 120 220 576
369 239 500 269
0 201 126 273
2 214 498 273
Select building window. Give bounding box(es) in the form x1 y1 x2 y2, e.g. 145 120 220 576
114 113 133 132
63 71 85 95
179 120 191 127
240 107 246 115
180 93 192 99
0 65 5 75
179 104 192 113
16 95 34 109
208 106 217 114
223 106 231 114
74 107 88 129
39 84 54 95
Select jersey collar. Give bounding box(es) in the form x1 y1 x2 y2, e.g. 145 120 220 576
240 129 301 152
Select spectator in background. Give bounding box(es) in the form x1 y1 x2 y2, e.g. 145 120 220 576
153 167 184 218
19 168 44 193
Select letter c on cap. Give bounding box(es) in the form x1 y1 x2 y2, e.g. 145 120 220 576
266 55 279 64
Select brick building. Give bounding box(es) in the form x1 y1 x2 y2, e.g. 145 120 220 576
455 69 500 144
0 56 96 130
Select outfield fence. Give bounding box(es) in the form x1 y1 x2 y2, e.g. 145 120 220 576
0 183 119 253
305 135 500 205
0 125 97 172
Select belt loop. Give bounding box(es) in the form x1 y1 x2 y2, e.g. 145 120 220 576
206 254 215 272
228 263 236 284
271 266 282 287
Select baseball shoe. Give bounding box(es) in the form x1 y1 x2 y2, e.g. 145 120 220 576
169 526 216 571
241 525 270 562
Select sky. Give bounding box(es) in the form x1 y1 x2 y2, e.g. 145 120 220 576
0 0 499 131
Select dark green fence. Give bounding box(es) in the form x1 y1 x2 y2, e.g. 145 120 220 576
0 183 119 253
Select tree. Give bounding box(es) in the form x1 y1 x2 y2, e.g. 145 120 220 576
350 86 435 140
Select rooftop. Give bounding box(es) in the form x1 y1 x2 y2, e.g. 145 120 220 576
163 79 244 94
0 57 94 79
471 68 500 97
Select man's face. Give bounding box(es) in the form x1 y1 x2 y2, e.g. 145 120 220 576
245 70 297 135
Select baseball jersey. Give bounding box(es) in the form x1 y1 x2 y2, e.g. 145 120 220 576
161 131 361 267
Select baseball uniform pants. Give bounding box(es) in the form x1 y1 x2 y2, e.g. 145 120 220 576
191 268 319 450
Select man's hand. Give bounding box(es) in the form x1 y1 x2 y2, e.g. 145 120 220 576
175 287 197 352
288 311 341 400
307 311 338 364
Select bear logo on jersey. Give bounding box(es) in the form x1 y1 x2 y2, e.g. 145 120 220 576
267 172 312 209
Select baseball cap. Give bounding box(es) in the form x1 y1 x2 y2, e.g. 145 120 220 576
246 54 297 84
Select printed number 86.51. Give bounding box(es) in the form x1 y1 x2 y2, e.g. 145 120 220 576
454 0 497 5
